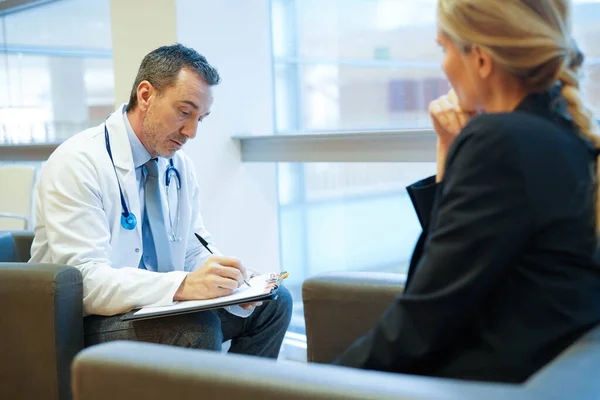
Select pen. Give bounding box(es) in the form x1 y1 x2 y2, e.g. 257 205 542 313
194 233 252 287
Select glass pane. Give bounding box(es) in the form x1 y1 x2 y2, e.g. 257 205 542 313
3 0 111 49
271 0 442 133
274 63 300 133
84 58 116 124
0 15 4 43
0 0 113 144
299 64 446 131
575 2 600 114
272 0 600 133
278 162 437 333
582 64 600 114
0 55 114 143
294 0 437 61
271 0 297 59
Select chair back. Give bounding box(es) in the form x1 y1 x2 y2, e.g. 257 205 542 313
0 231 34 262
0 232 16 262
0 165 37 230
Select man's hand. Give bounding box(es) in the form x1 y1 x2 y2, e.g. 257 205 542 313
238 267 262 310
174 255 248 301
240 301 263 310
429 90 474 181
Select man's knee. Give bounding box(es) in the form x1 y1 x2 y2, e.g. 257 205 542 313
273 285 293 325
167 310 223 350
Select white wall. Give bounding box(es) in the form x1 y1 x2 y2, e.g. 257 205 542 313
110 0 177 105
175 0 280 273
109 0 280 272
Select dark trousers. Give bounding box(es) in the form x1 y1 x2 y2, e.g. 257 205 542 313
84 286 293 359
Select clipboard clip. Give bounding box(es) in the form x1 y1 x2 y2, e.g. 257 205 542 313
267 271 289 289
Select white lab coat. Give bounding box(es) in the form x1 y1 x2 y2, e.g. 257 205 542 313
30 105 249 317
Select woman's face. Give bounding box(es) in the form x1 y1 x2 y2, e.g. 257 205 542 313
437 31 480 113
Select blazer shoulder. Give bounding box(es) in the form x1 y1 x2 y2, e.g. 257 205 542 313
454 111 587 160
459 112 543 141
447 113 521 165
461 111 579 143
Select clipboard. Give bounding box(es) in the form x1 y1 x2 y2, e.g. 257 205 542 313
120 272 287 322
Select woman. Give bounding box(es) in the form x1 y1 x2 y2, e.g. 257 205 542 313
334 0 600 383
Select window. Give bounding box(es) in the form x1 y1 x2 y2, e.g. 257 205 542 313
271 0 446 133
0 0 114 144
269 0 600 340
272 0 600 134
278 162 436 334
271 0 444 340
575 1 600 115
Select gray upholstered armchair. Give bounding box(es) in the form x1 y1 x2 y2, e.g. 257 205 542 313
0 231 84 400
72 272 600 400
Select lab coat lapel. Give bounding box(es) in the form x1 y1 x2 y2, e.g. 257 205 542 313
105 105 142 240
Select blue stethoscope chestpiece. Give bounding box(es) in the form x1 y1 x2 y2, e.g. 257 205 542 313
121 213 137 230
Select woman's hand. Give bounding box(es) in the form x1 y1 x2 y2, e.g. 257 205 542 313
429 90 474 182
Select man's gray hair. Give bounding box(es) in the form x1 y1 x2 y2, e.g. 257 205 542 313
126 43 221 111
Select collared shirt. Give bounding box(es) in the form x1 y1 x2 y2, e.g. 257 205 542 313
122 108 159 272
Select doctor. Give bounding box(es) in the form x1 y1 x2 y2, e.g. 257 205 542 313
30 44 292 357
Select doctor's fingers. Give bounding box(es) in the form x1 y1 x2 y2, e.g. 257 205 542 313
200 282 235 298
214 287 236 298
211 265 246 286
212 275 239 293
208 255 248 279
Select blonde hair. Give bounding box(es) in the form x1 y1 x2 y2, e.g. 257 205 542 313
438 0 600 233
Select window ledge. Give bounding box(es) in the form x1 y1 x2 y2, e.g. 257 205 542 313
0 142 61 162
1 130 438 163
233 130 437 162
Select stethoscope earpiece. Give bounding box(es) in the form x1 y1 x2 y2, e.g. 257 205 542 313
121 213 137 230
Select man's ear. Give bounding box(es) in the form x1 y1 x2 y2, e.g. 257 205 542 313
136 81 154 112
471 45 494 80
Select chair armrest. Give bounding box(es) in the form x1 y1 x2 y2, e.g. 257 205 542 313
11 230 34 262
72 341 532 400
0 263 84 400
302 271 405 363
525 323 600 398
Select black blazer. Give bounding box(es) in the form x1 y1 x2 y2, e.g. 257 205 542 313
334 92 600 383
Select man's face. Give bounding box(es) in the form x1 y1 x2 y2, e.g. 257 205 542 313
141 68 214 158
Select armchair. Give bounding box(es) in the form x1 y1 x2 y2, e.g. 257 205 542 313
71 272 600 399
0 231 83 400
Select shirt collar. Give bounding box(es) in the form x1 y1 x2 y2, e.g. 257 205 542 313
122 105 152 169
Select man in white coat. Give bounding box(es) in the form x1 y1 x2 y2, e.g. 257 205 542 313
30 44 292 356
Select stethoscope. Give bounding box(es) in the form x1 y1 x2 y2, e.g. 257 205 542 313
104 124 183 242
